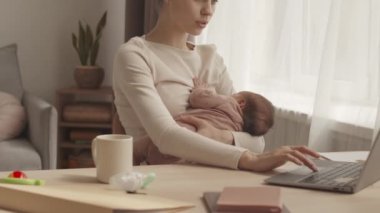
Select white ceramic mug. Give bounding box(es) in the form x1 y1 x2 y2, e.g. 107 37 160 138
92 134 133 183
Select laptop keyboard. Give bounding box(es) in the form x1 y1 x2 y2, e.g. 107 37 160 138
299 162 363 187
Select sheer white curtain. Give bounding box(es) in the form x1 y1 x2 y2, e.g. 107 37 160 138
198 0 380 151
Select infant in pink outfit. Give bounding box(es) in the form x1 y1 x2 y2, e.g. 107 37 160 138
134 78 274 165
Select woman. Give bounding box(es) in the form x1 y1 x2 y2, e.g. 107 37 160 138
113 0 320 172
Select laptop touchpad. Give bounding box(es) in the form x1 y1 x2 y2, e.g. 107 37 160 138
291 166 328 176
291 167 314 176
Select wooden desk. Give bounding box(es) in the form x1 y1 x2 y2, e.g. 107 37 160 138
0 152 378 213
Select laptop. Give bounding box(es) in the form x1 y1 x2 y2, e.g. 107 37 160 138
265 131 380 193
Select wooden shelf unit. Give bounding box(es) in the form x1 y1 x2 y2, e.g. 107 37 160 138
56 86 114 169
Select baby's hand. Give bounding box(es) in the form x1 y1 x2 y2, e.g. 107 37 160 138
193 78 208 89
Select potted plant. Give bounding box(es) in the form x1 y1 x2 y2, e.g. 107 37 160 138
72 11 107 89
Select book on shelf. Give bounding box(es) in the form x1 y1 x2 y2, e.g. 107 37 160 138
69 129 103 141
67 151 95 168
63 103 112 123
73 140 89 145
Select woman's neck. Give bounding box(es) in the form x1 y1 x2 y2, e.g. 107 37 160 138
145 22 190 51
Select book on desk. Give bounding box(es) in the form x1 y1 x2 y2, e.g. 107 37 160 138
203 186 290 213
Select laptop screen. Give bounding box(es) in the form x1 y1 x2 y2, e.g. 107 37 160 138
355 131 380 192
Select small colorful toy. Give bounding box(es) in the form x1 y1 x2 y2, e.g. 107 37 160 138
0 170 44 186
8 170 28 178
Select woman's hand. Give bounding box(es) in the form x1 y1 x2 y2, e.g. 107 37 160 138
176 115 234 144
192 78 209 89
239 146 321 172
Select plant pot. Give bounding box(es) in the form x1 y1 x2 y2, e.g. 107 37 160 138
74 66 104 89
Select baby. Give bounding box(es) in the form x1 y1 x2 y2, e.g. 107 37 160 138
134 78 274 165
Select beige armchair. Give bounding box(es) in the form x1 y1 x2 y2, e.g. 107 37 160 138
0 44 57 171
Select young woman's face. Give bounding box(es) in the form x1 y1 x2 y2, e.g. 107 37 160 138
166 0 218 35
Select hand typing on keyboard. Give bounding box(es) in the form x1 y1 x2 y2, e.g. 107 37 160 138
239 146 321 172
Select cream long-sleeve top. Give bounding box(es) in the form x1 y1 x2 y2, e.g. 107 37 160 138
113 36 265 169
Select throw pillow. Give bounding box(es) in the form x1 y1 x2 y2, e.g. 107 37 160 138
0 91 26 141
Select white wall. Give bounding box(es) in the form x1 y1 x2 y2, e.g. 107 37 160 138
0 0 125 103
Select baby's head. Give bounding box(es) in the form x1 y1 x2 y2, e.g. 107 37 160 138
232 91 274 136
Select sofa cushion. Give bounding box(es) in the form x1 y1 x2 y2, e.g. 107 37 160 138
0 91 26 141
0 138 42 171
0 44 24 100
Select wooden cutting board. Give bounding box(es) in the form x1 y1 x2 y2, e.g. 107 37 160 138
0 169 193 213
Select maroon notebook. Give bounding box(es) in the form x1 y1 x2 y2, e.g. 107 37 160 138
203 186 288 213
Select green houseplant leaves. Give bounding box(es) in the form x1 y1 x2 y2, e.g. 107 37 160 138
72 11 107 66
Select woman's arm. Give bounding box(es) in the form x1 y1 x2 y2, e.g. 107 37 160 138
176 115 319 172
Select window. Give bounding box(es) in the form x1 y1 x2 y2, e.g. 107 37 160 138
198 0 380 140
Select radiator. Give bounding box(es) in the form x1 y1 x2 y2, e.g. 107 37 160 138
263 107 372 152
